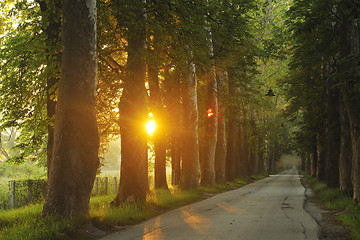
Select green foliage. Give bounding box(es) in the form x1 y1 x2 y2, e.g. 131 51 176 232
303 172 360 240
0 162 46 179
337 204 360 240
0 179 10 210
0 1 49 166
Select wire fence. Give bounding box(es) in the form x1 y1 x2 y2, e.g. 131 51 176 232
0 177 118 210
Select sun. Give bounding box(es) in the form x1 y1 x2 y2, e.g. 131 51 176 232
146 119 156 135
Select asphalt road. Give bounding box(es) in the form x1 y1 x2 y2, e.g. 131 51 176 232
101 168 319 240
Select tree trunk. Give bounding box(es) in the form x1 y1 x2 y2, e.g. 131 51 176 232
200 67 217 187
310 142 317 177
305 153 310 174
164 67 182 186
340 15 360 202
226 116 238 181
36 0 61 178
42 0 99 216
225 73 239 181
257 132 265 174
339 95 353 195
180 61 200 189
238 111 249 177
215 69 227 184
113 0 148 203
316 130 327 181
249 110 259 175
148 63 168 190
325 61 340 188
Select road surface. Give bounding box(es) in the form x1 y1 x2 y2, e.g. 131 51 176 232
101 168 319 240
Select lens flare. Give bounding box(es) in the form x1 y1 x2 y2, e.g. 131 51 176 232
146 119 156 135
207 108 214 118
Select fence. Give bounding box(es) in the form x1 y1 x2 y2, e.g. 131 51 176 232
1 179 47 210
91 177 118 196
0 177 118 210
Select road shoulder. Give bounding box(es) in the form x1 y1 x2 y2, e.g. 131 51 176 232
301 177 350 240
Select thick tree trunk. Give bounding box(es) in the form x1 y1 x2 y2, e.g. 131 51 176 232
325 62 340 188
226 116 238 181
249 110 259 175
36 0 61 178
239 107 250 177
340 16 360 202
215 69 227 184
257 133 265 174
316 130 327 181
113 0 148 203
42 0 99 216
164 66 181 186
225 73 239 181
148 64 168 190
310 142 317 177
339 96 353 195
305 153 310 174
200 66 218 187
180 61 200 189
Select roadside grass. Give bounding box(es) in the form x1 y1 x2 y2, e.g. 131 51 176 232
302 172 360 240
0 204 82 240
0 174 267 239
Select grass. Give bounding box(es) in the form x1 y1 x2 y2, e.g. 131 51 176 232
0 174 267 239
302 172 360 240
0 204 82 240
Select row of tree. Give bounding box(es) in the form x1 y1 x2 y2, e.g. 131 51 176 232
286 0 360 203
0 0 293 217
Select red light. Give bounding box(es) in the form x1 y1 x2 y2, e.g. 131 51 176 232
207 108 214 118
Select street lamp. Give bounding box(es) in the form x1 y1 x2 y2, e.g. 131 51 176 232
265 89 275 97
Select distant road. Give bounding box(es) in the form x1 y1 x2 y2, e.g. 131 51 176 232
101 169 319 240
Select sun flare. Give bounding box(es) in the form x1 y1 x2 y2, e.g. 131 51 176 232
146 119 156 135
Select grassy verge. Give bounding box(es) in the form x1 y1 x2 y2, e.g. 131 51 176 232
0 174 267 240
301 172 360 240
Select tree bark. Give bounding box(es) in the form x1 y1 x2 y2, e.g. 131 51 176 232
249 110 259 175
113 0 148 203
36 0 61 178
305 153 310 174
180 61 200 189
340 15 360 202
325 61 340 188
238 109 249 177
310 141 317 177
148 63 168 190
164 67 182 186
226 116 238 181
42 0 99 216
200 66 218 187
215 69 227 184
339 94 352 195
316 130 327 181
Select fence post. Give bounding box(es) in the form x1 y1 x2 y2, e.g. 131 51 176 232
95 177 99 195
113 177 117 194
10 180 15 208
28 180 33 204
104 177 108 195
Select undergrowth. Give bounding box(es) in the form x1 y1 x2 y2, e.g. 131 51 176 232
302 172 360 240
